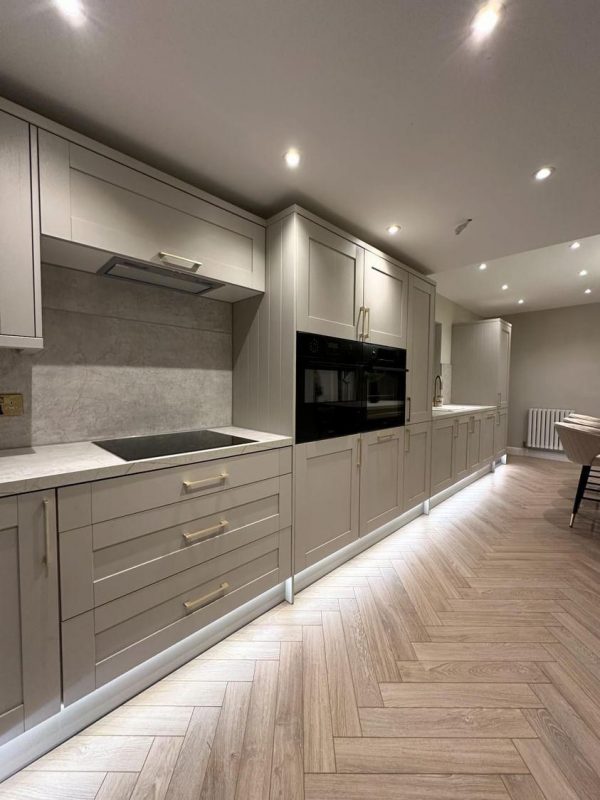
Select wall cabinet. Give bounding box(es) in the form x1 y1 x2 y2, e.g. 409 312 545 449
403 421 432 509
0 111 42 349
406 275 435 424
359 427 404 535
38 131 265 301
452 318 512 408
0 491 60 745
362 252 408 347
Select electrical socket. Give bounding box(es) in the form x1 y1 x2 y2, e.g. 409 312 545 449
0 394 24 416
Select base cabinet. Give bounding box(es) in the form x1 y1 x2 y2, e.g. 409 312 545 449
480 410 496 463
403 421 432 509
359 427 404 535
0 491 60 745
495 409 509 457
430 417 455 495
467 414 482 471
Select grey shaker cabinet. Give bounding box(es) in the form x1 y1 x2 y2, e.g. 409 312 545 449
430 417 456 495
359 427 405 535
362 252 408 347
294 434 360 572
494 408 509 457
451 318 512 408
37 130 265 297
480 410 497 464
403 421 432 510
0 491 61 745
0 110 42 350
406 275 435 424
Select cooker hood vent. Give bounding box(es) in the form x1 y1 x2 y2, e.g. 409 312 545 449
99 255 224 295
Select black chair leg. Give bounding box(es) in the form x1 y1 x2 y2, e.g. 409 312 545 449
570 465 591 527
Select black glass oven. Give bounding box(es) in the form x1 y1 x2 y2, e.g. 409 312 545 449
296 332 364 444
362 343 407 431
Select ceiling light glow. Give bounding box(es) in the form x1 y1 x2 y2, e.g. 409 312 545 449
53 0 85 25
570 241 581 250
501 284 508 291
283 148 301 169
585 288 592 294
534 166 555 181
479 263 487 270
472 3 501 39
387 224 400 235
579 269 588 277
518 299 524 304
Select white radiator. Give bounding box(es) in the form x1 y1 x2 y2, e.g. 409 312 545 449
527 408 574 450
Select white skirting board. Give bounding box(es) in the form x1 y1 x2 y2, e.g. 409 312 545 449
508 446 568 462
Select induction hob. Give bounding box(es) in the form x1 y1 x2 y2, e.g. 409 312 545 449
93 430 256 462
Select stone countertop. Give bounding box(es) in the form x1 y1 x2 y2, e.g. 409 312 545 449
0 427 292 497
431 405 498 420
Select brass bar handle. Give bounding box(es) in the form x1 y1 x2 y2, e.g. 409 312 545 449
183 520 228 544
158 251 203 270
356 306 364 340
364 307 371 340
377 432 395 441
454 419 459 438
404 429 411 453
406 396 411 423
183 472 228 492
42 498 51 573
357 437 362 467
183 582 229 613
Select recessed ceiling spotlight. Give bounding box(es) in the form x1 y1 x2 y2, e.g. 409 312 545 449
579 269 588 277
585 288 592 294
472 2 501 39
387 224 400 235
534 166 555 181
283 148 301 169
518 299 524 304
501 284 508 291
53 0 85 25
479 263 487 270
570 241 581 250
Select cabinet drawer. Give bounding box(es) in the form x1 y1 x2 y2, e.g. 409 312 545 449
91 448 285 522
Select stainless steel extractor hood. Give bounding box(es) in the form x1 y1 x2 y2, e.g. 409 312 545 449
99 255 225 295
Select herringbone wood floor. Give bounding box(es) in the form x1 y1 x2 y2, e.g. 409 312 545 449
2 456 600 800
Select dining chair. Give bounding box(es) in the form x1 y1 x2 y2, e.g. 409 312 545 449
555 421 600 527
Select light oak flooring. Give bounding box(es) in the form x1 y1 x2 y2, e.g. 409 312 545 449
2 456 600 799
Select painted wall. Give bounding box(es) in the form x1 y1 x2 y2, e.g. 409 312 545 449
505 302 600 448
0 264 232 449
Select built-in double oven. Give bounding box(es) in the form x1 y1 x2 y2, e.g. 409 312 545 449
296 332 407 444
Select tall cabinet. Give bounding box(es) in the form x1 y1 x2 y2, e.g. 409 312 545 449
451 318 512 408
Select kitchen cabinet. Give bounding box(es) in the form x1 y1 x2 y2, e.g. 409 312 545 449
467 414 482 471
296 216 365 340
294 434 360 571
452 318 512 408
480 410 497 464
0 111 42 349
406 275 435 424
37 131 265 300
0 491 60 745
430 417 456 495
495 408 509 457
403 421 432 509
362 252 408 347
359 427 404 535
453 415 470 482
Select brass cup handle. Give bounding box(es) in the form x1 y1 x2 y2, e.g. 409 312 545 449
158 251 203 270
183 472 228 492
42 498 52 573
183 520 228 544
183 582 229 614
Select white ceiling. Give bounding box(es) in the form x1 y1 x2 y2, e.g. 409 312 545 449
0 1 599 274
433 233 600 315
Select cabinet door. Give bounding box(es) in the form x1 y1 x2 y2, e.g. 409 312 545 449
296 216 364 340
38 132 265 293
363 252 408 347
430 417 456 495
498 322 511 407
0 492 60 745
454 416 470 481
467 415 482 471
0 112 42 348
406 275 435 424
294 435 360 572
403 422 431 510
480 411 496 464
494 409 509 457
359 427 404 535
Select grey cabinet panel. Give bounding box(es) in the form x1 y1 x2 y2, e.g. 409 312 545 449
452 319 512 408
0 504 22 722
403 422 432 509
480 411 496 464
467 415 482 471
495 409 509 457
431 417 456 495
363 253 408 347
296 217 364 340
294 434 360 571
38 132 265 293
406 275 435 424
0 111 42 348
359 427 405 535
454 416 470 481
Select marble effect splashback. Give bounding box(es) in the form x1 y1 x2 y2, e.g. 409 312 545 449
0 264 232 449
